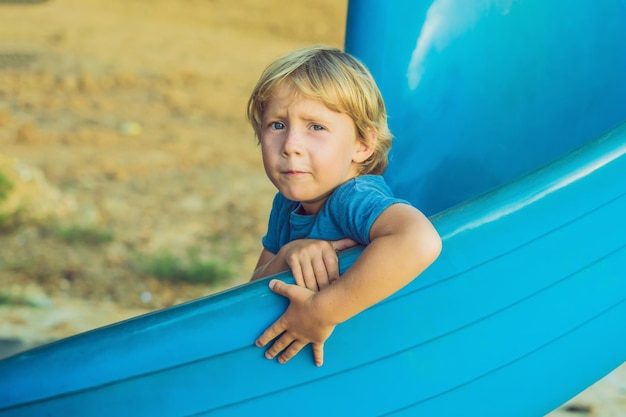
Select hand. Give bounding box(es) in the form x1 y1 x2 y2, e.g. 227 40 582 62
280 238 357 291
255 279 337 367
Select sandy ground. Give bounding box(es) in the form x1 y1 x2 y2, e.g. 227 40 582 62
0 1 624 415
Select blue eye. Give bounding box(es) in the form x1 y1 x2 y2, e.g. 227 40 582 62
311 124 324 131
271 122 285 130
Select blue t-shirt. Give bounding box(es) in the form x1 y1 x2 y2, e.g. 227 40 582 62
262 175 410 254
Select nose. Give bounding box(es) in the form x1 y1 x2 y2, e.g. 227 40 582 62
282 128 303 156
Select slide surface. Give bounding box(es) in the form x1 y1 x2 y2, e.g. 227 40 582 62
1 1 626 416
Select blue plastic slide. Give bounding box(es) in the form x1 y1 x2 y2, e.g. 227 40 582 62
1 1 625 416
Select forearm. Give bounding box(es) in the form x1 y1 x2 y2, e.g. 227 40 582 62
250 250 288 281
313 206 441 324
254 205 441 367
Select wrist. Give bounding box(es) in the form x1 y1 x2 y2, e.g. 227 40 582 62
311 287 348 326
251 250 289 281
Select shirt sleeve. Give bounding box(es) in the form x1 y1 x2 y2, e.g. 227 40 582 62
329 176 411 245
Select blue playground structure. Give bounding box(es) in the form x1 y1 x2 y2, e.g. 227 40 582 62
1 1 625 416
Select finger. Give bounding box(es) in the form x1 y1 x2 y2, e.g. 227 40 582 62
312 343 324 367
255 287 288 347
268 279 309 301
300 262 319 291
321 251 339 284
268 279 289 296
311 257 330 290
256 280 296 347
331 238 358 252
255 318 286 348
287 259 305 288
265 334 295 360
278 340 307 364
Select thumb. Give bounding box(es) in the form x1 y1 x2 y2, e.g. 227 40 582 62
331 238 358 252
269 279 313 303
268 279 297 299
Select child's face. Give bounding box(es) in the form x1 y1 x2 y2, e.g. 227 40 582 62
260 84 373 215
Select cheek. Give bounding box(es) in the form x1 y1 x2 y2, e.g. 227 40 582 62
260 142 282 169
260 147 272 164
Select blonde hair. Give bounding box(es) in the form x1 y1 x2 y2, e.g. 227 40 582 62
246 45 393 175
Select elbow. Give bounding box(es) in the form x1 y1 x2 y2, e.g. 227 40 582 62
427 232 443 264
409 224 442 274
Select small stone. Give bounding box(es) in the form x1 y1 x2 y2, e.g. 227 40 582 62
140 291 152 304
120 121 142 136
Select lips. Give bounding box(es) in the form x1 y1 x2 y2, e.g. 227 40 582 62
281 168 308 176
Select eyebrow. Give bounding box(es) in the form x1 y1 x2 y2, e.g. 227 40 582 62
262 110 332 124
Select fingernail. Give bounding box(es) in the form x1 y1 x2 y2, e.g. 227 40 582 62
269 279 277 290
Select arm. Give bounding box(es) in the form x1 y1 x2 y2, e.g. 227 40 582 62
250 238 358 291
250 248 282 281
255 203 442 366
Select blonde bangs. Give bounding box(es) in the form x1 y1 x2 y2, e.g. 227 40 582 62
247 46 393 175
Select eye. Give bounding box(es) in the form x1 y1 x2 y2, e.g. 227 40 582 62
270 121 285 130
311 124 325 131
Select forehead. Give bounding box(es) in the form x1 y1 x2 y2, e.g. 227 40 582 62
264 80 342 114
264 84 320 113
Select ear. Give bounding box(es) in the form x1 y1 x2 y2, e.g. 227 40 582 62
352 128 376 163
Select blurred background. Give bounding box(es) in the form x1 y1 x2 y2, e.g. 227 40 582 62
0 1 623 415
0 0 346 345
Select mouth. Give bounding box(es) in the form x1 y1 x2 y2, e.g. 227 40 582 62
281 170 308 176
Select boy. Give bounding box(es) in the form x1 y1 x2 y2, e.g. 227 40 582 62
248 46 441 367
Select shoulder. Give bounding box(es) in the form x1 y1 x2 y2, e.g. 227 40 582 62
327 175 413 222
319 175 409 244
333 175 395 201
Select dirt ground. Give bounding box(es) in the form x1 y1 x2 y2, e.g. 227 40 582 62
0 0 623 415
0 0 347 328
